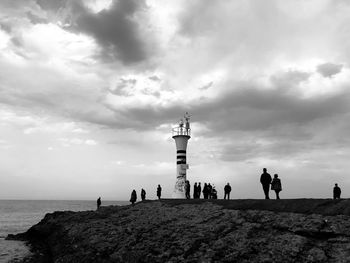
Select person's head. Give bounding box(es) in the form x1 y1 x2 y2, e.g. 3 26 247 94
227 183 230 185
263 168 267 173
274 174 278 178
335 183 338 187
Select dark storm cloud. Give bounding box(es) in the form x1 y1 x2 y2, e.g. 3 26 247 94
317 63 343 78
102 82 350 134
34 0 152 64
74 0 150 64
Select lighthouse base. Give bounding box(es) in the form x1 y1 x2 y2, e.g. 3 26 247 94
172 191 186 199
172 177 186 199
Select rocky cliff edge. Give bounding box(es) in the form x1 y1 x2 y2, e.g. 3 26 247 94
8 199 350 263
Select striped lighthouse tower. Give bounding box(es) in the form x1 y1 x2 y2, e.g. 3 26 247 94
172 113 191 198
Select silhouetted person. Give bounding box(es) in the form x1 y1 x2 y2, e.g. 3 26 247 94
271 174 282 199
141 188 146 201
260 168 272 199
157 184 162 199
97 197 101 210
208 183 213 199
212 186 217 199
193 182 198 199
203 183 208 199
130 190 137 205
185 180 191 199
197 183 202 199
333 183 341 199
224 183 231 200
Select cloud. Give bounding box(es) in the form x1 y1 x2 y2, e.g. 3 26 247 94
58 137 98 147
32 0 157 64
317 62 344 78
72 0 153 64
102 79 350 132
199 81 213 91
270 70 311 91
109 78 137 96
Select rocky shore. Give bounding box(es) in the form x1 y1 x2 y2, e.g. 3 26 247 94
8 199 350 262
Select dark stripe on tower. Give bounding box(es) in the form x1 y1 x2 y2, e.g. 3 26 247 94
177 150 186 154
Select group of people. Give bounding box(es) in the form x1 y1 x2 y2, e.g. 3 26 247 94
96 167 343 209
260 168 342 200
185 181 219 199
129 185 162 205
260 168 282 199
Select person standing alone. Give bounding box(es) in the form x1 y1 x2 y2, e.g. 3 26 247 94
224 183 231 200
333 183 341 199
130 190 137 205
260 168 272 199
157 184 162 200
141 188 146 201
97 197 101 210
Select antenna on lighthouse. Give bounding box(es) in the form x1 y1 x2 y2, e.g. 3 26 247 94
171 113 191 198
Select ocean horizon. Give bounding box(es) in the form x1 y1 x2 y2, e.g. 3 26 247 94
0 199 129 262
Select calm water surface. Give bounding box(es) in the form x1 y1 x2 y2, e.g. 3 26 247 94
0 200 128 262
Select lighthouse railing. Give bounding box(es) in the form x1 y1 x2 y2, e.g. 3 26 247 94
172 126 191 136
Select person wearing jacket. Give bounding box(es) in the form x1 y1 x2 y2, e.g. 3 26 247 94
271 174 282 199
260 168 272 199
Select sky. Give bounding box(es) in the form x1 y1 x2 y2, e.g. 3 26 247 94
1 0 350 200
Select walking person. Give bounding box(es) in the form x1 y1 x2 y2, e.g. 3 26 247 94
333 183 341 199
97 197 101 210
271 174 282 199
260 168 272 199
130 190 137 205
141 188 146 201
224 183 231 200
157 184 162 200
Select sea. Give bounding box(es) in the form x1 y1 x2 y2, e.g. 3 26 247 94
0 200 128 263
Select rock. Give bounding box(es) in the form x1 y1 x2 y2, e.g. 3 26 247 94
9 199 350 262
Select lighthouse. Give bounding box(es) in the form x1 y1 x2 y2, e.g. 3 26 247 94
172 112 191 198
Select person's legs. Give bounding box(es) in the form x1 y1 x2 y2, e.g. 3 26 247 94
263 184 270 199
228 193 230 200
275 190 280 199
